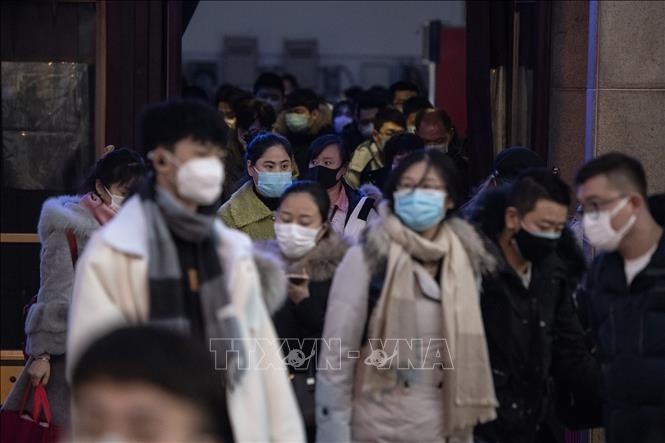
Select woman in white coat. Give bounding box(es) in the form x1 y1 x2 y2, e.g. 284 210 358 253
66 99 305 442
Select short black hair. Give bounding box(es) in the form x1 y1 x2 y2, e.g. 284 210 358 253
402 96 433 118
344 86 364 104
389 81 420 100
182 85 209 103
384 148 462 209
574 152 648 198
384 133 425 168
415 108 453 131
284 88 320 111
374 108 406 132
253 72 284 96
82 148 146 194
279 180 330 223
308 134 348 165
213 84 250 108
508 168 571 215
139 99 228 155
245 131 293 165
235 98 277 132
72 326 230 440
282 73 299 89
356 92 387 113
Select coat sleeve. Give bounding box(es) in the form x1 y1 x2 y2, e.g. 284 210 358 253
66 233 128 382
316 246 370 442
550 277 605 429
345 148 371 189
24 228 75 357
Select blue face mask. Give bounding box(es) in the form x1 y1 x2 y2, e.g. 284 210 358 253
393 188 446 232
255 170 292 198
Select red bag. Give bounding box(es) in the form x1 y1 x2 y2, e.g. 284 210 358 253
0 383 63 442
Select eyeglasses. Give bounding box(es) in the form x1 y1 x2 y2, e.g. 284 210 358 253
576 195 626 220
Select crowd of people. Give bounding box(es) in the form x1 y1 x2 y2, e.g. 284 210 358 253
2 72 664 443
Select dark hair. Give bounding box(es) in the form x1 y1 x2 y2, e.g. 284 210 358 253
574 152 648 197
213 84 250 108
182 85 209 103
368 85 390 104
282 73 299 89
384 149 462 209
356 92 387 114
245 131 293 165
389 81 420 100
344 86 364 104
82 148 146 194
333 100 354 118
374 108 407 132
235 98 277 132
139 99 228 155
415 108 453 132
508 168 571 215
492 146 546 185
72 326 229 440
279 180 330 223
384 133 425 168
284 88 320 111
402 96 433 118
308 134 348 165
253 72 284 95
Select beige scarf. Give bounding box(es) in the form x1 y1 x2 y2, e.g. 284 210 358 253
363 209 497 436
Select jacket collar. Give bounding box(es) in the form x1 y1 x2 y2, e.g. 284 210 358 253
102 194 253 262
226 181 274 228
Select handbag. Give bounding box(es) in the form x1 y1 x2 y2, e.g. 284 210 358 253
0 383 63 442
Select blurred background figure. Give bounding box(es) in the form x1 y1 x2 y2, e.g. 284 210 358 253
282 73 299 97
70 326 232 443
254 72 285 114
402 96 433 133
388 80 420 112
332 100 355 135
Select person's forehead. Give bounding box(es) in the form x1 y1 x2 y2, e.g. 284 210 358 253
526 199 568 220
316 144 341 159
289 105 310 113
257 87 282 97
281 193 318 212
259 145 290 160
380 121 404 132
402 161 443 182
358 107 378 118
576 174 615 200
175 137 220 151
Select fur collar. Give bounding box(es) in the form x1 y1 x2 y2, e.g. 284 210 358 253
256 231 351 282
37 195 100 241
361 214 497 277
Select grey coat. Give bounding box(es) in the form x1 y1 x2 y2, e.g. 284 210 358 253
2 195 99 427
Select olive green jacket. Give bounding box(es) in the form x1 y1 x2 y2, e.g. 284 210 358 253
219 180 276 241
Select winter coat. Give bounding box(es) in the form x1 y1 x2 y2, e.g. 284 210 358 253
2 195 100 427
466 188 603 443
583 232 665 443
345 139 384 189
219 180 277 241
315 216 495 443
66 195 306 443
335 182 378 242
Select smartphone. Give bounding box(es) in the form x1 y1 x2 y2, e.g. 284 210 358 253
286 274 309 285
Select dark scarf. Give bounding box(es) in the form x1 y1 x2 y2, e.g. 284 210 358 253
139 184 246 388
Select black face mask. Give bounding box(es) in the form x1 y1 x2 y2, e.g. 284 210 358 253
307 165 342 189
513 229 560 262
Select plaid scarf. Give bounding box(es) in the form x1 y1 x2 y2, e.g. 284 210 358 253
139 184 246 388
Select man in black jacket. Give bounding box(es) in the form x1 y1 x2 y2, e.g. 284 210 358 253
468 169 603 443
575 153 665 443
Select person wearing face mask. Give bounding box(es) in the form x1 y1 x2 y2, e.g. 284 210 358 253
220 132 295 241
332 100 355 134
70 326 232 443
305 134 378 242
255 181 351 442
345 108 406 189
254 71 285 114
574 153 665 443
65 100 306 443
275 89 333 177
1 147 145 431
317 149 498 443
466 169 603 443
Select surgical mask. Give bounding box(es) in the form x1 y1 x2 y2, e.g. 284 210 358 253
334 115 353 133
359 123 374 138
104 186 125 212
307 165 342 189
425 143 448 152
583 197 636 252
394 188 446 232
275 222 320 258
407 125 416 134
255 170 292 198
168 155 225 205
514 226 561 262
224 116 237 129
285 113 310 133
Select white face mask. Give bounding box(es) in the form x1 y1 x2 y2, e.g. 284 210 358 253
169 155 225 205
274 222 320 259
583 197 636 252
104 186 125 212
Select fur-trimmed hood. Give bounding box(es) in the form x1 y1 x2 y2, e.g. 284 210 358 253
38 194 100 242
361 210 497 278
256 230 351 283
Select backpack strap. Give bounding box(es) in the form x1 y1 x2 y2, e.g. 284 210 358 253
357 197 375 222
66 230 78 267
